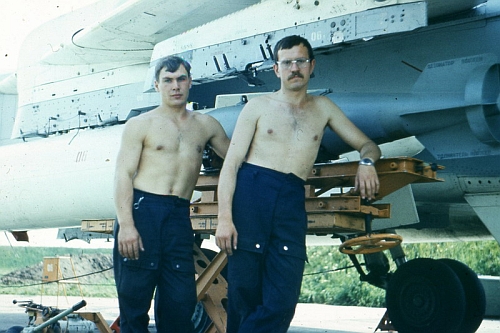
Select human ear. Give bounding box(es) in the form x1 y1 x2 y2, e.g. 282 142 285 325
309 59 316 75
273 63 280 78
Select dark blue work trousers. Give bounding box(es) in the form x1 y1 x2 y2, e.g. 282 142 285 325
227 163 308 333
113 189 196 333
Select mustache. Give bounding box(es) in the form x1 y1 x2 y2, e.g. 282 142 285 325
288 72 304 80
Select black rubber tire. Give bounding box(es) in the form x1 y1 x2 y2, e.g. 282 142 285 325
192 248 227 333
386 258 466 333
51 322 62 333
192 301 212 333
5 326 23 333
439 258 486 333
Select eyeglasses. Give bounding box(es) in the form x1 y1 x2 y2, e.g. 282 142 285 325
276 58 311 69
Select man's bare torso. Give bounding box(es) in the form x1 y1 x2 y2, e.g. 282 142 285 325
132 109 212 200
246 93 332 180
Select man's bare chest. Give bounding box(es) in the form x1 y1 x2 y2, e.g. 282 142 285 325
258 112 324 143
146 123 206 154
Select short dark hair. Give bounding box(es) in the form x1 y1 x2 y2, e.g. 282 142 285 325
273 35 315 62
155 56 192 81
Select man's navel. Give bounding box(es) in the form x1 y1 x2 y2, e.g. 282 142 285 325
313 135 319 141
267 129 273 134
156 145 164 150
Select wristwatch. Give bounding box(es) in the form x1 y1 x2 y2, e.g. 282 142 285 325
359 158 375 166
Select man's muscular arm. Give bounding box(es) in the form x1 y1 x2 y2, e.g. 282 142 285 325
205 115 230 159
323 97 381 200
114 118 145 260
356 141 381 200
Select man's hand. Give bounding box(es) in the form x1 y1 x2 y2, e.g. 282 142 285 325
355 165 380 201
215 219 238 256
118 224 144 260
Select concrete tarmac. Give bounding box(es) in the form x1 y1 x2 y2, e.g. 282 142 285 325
1 294 499 332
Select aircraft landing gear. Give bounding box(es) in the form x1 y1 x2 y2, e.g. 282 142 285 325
339 212 485 333
437 259 486 333
339 233 403 255
386 257 486 333
186 157 481 333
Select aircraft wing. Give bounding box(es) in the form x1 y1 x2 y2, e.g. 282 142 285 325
146 0 431 90
0 73 17 95
37 0 486 67
144 0 486 91
39 0 261 65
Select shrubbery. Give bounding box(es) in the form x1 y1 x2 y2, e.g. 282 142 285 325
1 240 499 305
0 247 115 297
300 240 500 307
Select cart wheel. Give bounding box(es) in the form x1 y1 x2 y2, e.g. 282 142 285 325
50 322 61 333
386 258 466 333
339 233 403 254
439 259 486 333
6 326 23 333
192 301 212 333
192 248 228 333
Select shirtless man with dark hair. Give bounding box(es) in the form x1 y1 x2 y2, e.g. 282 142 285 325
215 35 381 333
114 55 229 333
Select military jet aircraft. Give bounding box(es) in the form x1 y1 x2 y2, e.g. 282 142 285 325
1 1 499 332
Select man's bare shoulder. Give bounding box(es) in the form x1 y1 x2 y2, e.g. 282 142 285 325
127 108 159 124
310 95 343 117
240 94 275 113
312 94 339 108
122 109 161 140
124 112 148 129
190 111 224 129
254 93 275 103
192 111 217 123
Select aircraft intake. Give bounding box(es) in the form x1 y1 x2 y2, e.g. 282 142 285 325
465 63 500 145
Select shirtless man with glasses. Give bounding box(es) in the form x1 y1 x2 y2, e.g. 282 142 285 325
216 35 381 333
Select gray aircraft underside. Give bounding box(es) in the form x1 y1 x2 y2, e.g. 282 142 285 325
186 2 500 243
0 0 499 245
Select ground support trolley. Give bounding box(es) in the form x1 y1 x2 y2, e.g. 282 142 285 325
190 157 443 333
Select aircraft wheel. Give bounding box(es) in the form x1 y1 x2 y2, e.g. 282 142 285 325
439 259 486 333
386 258 466 333
339 233 403 255
192 248 227 333
5 326 23 333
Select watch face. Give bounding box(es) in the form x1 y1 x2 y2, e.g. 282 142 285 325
360 158 374 166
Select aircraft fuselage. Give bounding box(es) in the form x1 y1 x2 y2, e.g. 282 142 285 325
1 0 500 242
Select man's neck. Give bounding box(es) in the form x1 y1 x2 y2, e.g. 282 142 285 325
158 103 189 119
277 87 310 106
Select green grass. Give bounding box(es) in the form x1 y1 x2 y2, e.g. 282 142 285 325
1 240 499 305
0 247 116 297
0 247 111 274
300 240 500 307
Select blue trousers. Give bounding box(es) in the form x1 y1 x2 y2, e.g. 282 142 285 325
227 163 308 333
113 189 196 333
